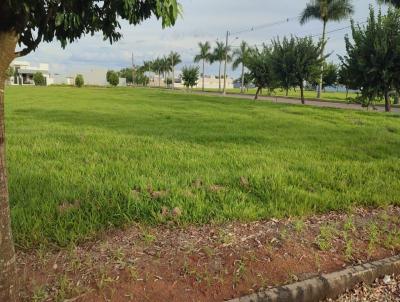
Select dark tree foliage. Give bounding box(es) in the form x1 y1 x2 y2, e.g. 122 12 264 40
33 72 46 86
271 37 297 96
107 71 119 86
181 66 199 89
75 74 84 87
322 62 338 89
245 46 276 100
0 0 181 57
270 36 324 103
341 8 400 111
119 68 134 84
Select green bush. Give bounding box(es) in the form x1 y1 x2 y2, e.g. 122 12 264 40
33 72 46 86
182 66 199 89
107 71 119 86
75 74 84 88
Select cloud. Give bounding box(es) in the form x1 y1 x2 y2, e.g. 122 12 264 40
24 0 379 78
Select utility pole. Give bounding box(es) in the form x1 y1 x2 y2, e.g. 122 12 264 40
223 31 229 95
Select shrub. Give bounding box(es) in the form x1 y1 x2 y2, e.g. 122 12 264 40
181 66 199 89
33 72 46 86
75 74 84 87
107 71 119 86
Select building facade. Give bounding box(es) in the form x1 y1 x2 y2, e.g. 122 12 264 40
9 61 54 85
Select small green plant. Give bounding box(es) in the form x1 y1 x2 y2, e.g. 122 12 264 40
75 74 84 87
315 224 336 251
343 231 354 261
293 219 305 234
368 222 380 256
233 259 246 288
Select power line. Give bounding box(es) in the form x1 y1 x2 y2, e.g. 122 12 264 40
229 16 299 36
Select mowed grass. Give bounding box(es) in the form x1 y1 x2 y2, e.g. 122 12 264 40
5 86 400 248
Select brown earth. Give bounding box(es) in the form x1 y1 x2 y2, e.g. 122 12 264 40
18 206 400 302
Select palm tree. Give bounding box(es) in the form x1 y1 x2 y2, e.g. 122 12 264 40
377 0 400 7
159 56 172 87
168 51 182 90
212 41 232 92
194 41 212 91
152 58 163 87
300 0 354 99
232 41 251 94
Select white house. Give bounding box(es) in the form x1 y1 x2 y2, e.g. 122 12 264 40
9 61 54 85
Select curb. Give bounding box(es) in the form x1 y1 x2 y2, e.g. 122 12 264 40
228 255 400 302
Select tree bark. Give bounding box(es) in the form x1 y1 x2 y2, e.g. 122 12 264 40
346 88 349 100
285 88 289 97
255 87 261 100
0 30 18 302
300 81 305 104
385 91 391 112
240 63 245 94
317 20 327 99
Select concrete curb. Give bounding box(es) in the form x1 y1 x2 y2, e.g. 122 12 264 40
228 255 400 302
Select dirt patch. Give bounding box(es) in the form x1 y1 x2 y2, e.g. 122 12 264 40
18 207 400 301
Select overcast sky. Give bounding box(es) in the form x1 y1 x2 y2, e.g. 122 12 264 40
21 0 381 78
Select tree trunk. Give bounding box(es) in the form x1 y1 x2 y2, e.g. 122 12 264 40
300 81 305 104
240 63 245 94
158 72 161 87
285 88 289 97
0 30 18 302
218 61 222 92
317 20 327 99
385 91 391 112
202 59 205 92
346 88 349 100
394 92 399 105
255 87 261 100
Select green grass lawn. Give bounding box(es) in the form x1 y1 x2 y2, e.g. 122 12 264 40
5 86 400 248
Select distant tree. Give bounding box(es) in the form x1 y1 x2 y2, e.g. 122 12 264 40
246 46 276 100
271 37 297 96
182 66 200 90
151 58 163 87
75 74 84 88
322 62 338 89
0 1 181 300
300 0 354 99
168 51 182 90
106 70 114 84
212 41 231 91
160 56 172 87
232 41 251 94
194 41 212 91
274 36 324 104
33 72 46 86
107 71 119 86
341 8 400 111
119 68 133 84
337 64 353 99
134 71 149 86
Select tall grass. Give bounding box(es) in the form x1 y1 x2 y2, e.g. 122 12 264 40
5 86 400 248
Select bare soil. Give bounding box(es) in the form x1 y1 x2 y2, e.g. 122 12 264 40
18 206 400 302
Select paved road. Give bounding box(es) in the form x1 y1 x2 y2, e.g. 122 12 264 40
189 90 400 113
